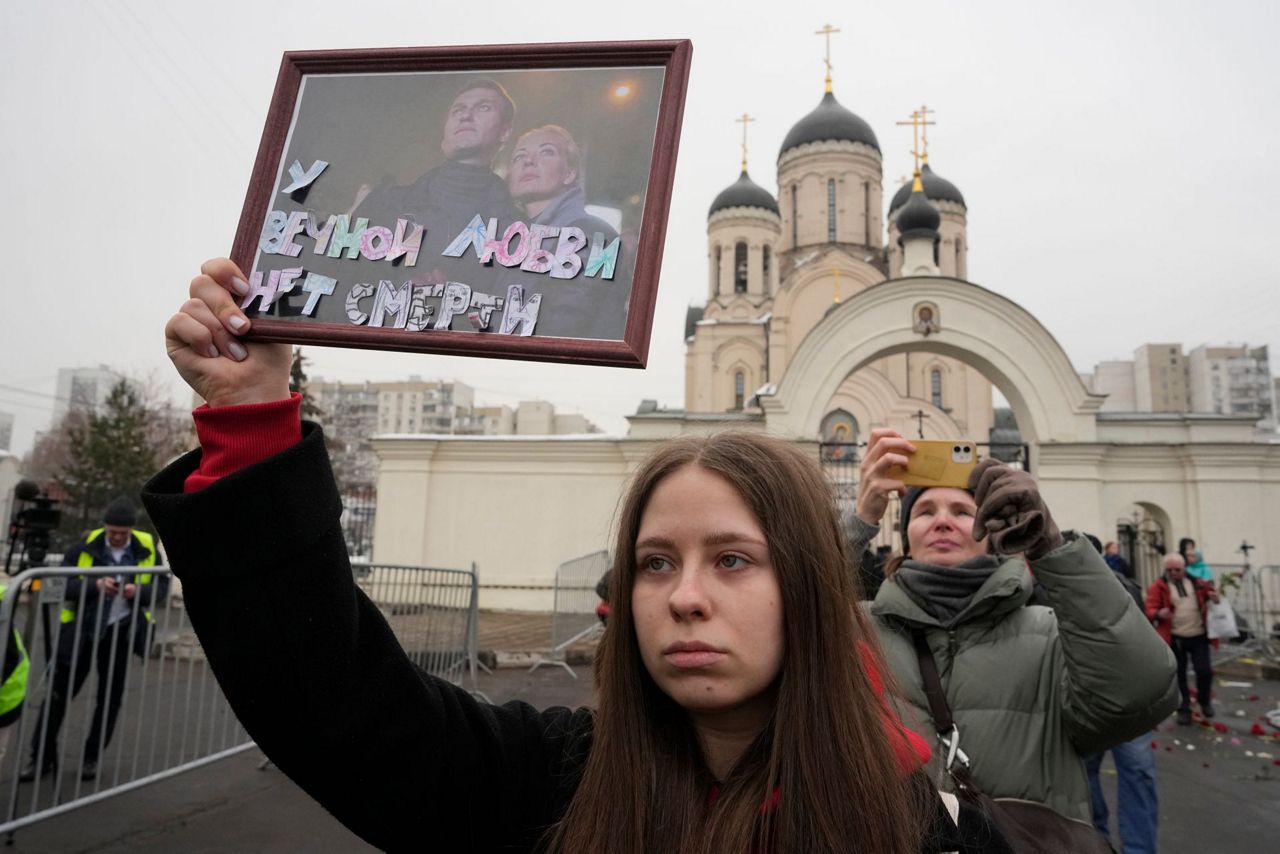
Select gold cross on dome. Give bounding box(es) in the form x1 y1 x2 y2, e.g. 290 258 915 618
815 24 840 92
735 112 755 171
918 104 936 162
896 108 935 172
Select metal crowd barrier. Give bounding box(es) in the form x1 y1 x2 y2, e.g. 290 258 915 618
353 563 483 692
0 560 485 837
1222 564 1280 643
530 551 610 678
0 565 253 837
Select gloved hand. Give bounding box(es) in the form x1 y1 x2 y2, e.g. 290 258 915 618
967 459 1063 560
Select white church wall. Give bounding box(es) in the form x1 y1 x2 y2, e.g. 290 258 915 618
371 436 647 611
369 425 1280 614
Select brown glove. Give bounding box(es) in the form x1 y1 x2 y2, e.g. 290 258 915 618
967 459 1063 560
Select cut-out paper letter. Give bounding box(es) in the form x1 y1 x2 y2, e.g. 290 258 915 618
387 218 424 267
279 211 310 258
346 282 376 324
327 215 369 259
240 269 282 311
369 280 412 328
359 226 394 261
281 160 329 194
480 220 531 267
468 292 504 328
434 283 473 329
549 227 586 279
584 233 621 279
520 225 559 274
300 272 337 316
442 215 494 260
406 285 435 332
307 214 337 254
499 284 542 336
258 210 289 255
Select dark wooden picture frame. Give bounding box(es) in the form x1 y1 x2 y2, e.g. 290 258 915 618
232 40 691 368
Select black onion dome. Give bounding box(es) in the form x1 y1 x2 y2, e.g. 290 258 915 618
889 162 965 214
894 179 941 237
708 170 779 217
779 91 880 157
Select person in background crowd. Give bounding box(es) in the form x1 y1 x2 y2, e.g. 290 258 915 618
1178 538 1213 582
21 498 167 782
1103 540 1135 579
1082 534 1160 854
848 428 1177 823
594 568 611 627
1146 553 1220 725
141 257 1014 853
0 586 30 765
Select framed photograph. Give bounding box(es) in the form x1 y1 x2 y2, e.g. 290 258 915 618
231 40 691 368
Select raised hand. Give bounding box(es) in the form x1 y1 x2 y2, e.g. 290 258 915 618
854 428 915 525
164 258 292 407
967 460 1063 560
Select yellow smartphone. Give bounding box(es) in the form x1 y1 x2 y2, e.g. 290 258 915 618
890 440 980 488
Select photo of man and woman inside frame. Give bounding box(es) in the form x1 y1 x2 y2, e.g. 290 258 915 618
247 65 666 342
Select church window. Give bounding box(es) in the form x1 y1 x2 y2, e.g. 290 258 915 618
714 245 722 292
762 245 771 287
931 370 943 408
734 372 745 410
791 184 798 245
863 182 871 245
955 237 963 275
734 242 748 293
827 179 837 242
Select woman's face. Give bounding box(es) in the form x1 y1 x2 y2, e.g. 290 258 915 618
508 129 576 202
1182 541 1197 562
631 465 784 725
905 487 986 566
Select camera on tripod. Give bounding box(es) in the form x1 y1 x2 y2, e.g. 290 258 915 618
5 480 62 574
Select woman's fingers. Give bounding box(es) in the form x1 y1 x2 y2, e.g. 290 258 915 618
181 298 248 361
199 257 252 299
166 312 221 360
189 273 252 338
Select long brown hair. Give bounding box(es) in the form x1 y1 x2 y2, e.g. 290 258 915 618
549 432 928 853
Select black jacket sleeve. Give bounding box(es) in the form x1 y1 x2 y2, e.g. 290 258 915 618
142 424 592 852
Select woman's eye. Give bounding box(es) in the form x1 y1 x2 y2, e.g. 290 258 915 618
642 556 671 573
718 554 747 570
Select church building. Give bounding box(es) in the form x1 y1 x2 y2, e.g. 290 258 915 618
368 39 1280 610
684 80 994 448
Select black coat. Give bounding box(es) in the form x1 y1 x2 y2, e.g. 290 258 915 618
142 424 1005 852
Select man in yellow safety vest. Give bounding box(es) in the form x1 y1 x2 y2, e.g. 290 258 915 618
20 497 166 783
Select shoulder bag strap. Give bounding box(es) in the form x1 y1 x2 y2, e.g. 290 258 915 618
911 629 981 791
911 629 953 731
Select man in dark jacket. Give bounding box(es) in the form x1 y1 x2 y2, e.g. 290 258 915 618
20 498 167 782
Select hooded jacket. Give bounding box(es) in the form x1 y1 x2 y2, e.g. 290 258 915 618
849 517 1177 821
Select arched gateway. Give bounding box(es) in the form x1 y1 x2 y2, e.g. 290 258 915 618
760 275 1107 450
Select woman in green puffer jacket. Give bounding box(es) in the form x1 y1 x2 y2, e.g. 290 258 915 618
847 428 1178 822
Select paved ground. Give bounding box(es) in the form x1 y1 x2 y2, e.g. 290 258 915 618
4 619 1279 852
6 665 595 853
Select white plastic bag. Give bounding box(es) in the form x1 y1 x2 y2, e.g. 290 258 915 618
1206 599 1239 640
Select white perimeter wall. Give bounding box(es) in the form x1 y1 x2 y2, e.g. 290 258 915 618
372 421 1280 612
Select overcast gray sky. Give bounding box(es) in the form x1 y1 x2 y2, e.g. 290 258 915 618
2 0 1277 456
